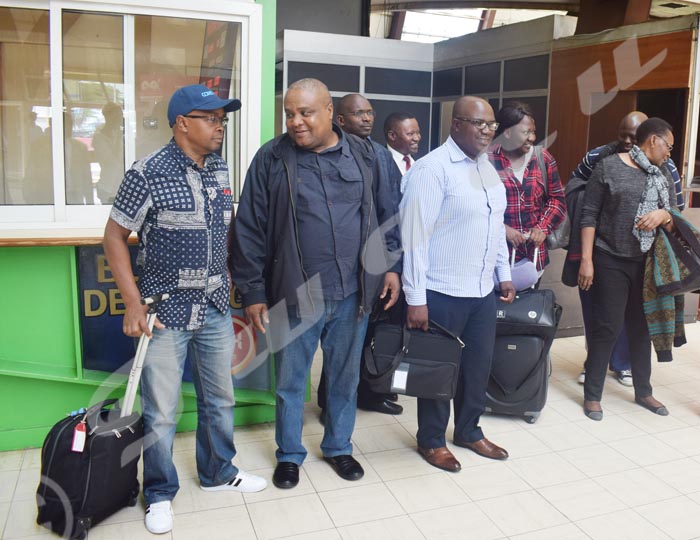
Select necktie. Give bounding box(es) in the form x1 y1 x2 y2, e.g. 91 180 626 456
403 155 411 172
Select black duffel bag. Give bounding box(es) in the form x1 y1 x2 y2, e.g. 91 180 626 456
363 320 465 400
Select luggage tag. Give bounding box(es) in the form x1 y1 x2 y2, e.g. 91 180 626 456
71 420 87 453
390 363 409 394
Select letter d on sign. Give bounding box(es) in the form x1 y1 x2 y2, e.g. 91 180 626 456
84 290 107 317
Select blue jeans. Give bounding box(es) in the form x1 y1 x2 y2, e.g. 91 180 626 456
417 290 496 448
141 304 237 504
579 287 631 372
274 293 369 465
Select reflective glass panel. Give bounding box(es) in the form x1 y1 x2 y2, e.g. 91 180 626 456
134 16 241 192
0 8 52 205
63 11 124 205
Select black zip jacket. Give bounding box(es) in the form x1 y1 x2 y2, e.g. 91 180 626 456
228 130 402 318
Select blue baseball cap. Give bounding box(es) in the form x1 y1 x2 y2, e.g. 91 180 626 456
167 84 241 127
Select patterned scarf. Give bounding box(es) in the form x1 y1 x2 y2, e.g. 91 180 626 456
630 145 670 253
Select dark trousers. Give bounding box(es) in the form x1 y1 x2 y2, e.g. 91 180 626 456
579 288 631 372
417 290 496 448
317 371 380 409
583 249 653 402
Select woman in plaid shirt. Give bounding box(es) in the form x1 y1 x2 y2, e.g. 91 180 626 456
488 101 567 276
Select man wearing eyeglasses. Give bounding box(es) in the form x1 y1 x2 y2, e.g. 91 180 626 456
400 96 515 472
384 112 421 175
103 84 267 535
312 93 404 417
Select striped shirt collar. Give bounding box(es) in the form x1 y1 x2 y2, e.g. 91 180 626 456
445 135 488 165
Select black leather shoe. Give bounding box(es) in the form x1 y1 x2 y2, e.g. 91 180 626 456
273 462 299 489
324 455 364 481
357 398 403 415
386 393 399 402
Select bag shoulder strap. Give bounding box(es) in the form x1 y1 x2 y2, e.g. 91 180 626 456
363 326 411 382
534 145 548 197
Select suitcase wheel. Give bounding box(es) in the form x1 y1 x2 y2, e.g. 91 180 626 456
525 416 537 424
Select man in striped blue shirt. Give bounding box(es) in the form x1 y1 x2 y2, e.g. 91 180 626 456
399 96 515 472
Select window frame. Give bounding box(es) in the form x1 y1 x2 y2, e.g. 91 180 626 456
0 0 262 234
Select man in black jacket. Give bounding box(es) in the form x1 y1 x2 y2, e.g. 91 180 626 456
229 78 401 489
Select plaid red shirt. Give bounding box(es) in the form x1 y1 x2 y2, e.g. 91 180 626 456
488 145 567 271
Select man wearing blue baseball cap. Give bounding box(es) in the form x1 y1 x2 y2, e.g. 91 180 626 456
103 84 265 535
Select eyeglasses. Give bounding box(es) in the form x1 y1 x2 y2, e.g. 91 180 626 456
183 114 229 127
455 117 499 131
657 135 673 152
342 110 375 118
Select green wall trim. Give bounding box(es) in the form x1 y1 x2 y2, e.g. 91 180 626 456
256 0 276 144
69 247 84 379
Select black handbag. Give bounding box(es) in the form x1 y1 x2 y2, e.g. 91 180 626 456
495 288 562 340
362 320 465 400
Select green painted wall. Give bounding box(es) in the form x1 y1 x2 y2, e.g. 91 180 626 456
0 247 80 379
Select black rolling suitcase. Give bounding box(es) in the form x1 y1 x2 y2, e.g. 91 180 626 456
485 288 562 424
36 293 167 539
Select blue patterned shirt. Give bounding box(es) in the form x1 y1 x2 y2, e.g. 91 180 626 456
110 139 233 330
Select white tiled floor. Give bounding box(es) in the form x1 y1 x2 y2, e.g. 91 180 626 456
3 324 700 540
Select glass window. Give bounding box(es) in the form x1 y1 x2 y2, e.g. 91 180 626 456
63 11 124 205
133 16 242 194
0 7 52 205
0 3 251 220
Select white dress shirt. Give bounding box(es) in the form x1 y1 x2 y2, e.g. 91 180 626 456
399 136 511 306
388 144 414 175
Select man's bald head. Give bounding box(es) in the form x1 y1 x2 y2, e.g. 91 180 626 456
452 96 490 120
618 111 648 151
450 96 496 159
286 78 332 107
336 94 362 116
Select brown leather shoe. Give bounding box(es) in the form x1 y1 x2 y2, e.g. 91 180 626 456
454 437 509 460
417 446 461 472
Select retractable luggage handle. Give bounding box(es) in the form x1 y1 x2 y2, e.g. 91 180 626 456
510 245 539 267
121 293 169 418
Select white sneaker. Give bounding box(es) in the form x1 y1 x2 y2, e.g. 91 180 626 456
200 469 267 493
145 500 173 534
577 370 586 384
616 369 633 387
